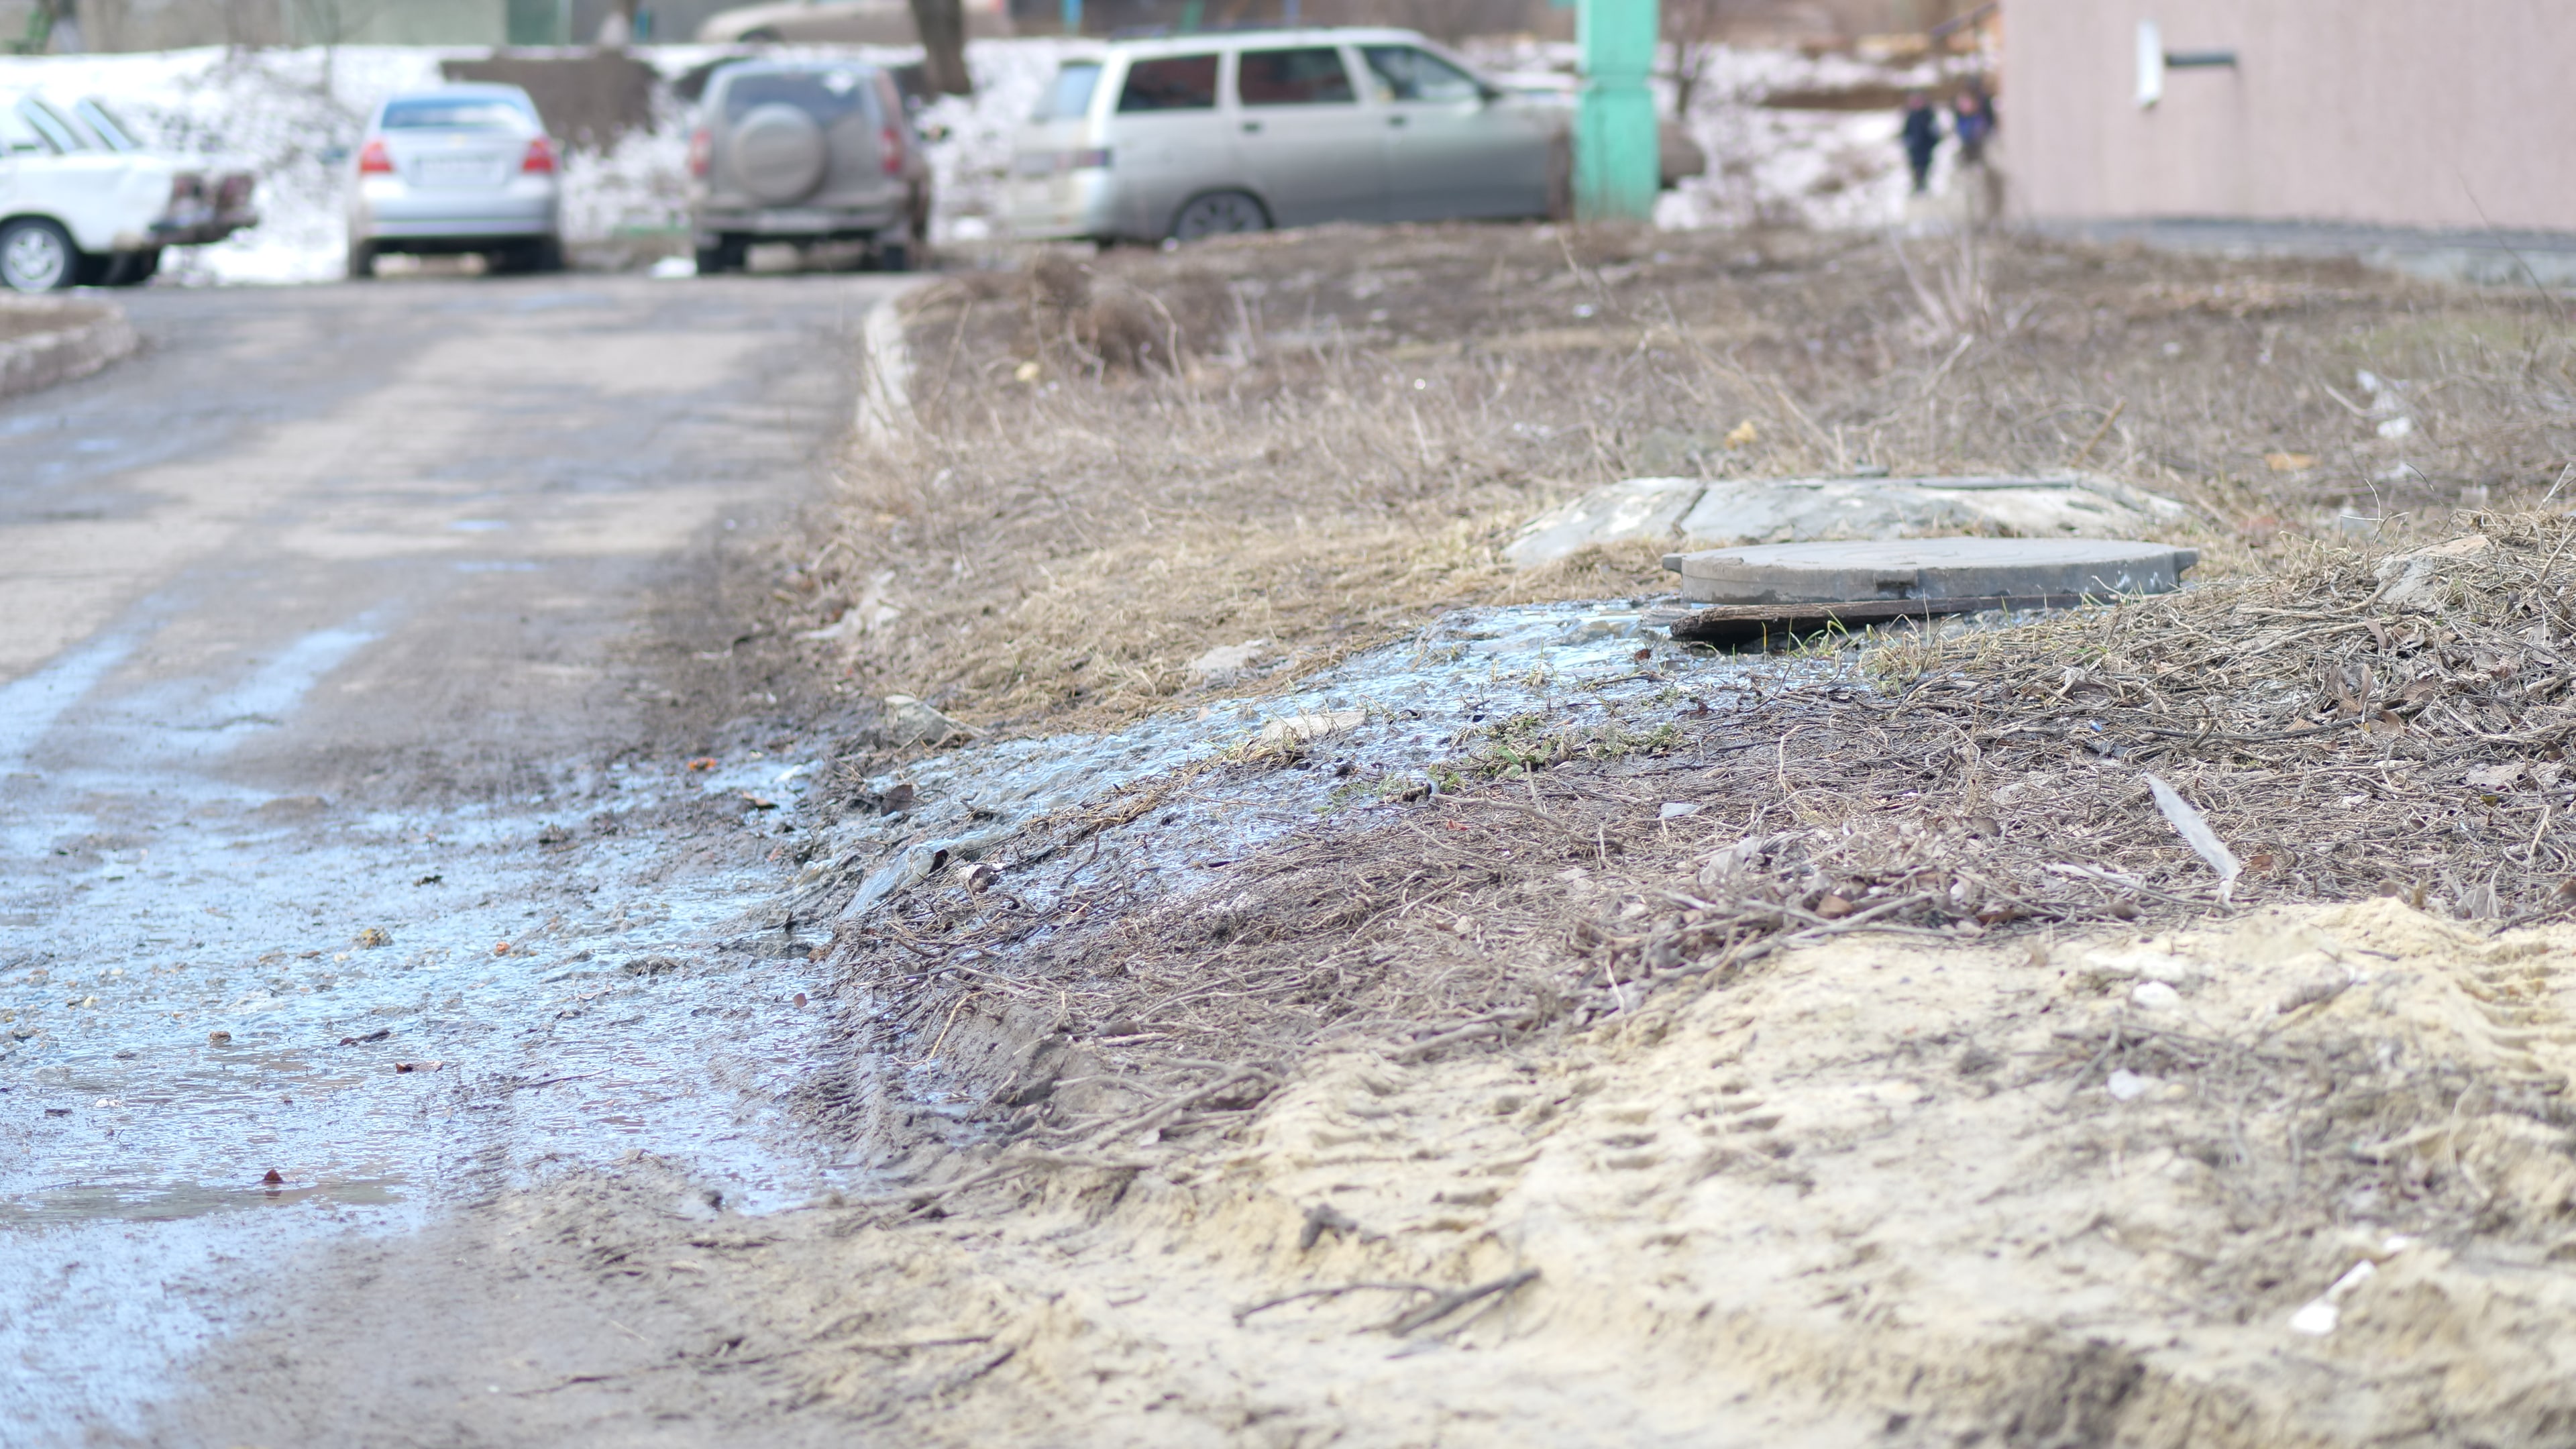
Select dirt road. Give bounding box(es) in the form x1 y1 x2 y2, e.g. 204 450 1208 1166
0 272 904 1444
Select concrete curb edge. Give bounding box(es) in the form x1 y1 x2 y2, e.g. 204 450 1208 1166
853 281 923 445
0 297 142 402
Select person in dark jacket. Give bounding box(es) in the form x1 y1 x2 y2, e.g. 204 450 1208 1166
1952 84 1994 166
1900 91 1941 195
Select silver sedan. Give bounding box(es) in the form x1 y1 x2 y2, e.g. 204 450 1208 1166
346 84 563 278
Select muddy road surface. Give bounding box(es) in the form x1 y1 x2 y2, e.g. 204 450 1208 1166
0 272 905 1444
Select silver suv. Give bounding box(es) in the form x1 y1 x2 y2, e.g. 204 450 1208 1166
1004 27 1559 244
688 60 929 274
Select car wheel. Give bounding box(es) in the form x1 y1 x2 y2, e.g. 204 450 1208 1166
347 241 378 280
521 237 566 273
1 219 80 293
1169 191 1269 242
695 237 746 274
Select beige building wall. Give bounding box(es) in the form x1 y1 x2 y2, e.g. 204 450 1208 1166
2004 0 2576 233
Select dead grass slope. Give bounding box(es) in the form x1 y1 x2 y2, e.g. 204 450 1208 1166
780 223 2576 738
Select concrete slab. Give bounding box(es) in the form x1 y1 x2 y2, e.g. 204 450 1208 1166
1670 538 2198 604
1503 478 1704 568
1503 474 2186 568
1672 475 2184 549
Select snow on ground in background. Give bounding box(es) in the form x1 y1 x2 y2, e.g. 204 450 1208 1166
920 38 1077 242
0 48 454 284
1467 38 1977 233
0 38 1970 284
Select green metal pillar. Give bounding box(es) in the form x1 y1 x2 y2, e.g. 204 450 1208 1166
1575 0 1660 221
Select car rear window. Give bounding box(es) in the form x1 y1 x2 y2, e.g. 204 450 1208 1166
0 101 51 155
1238 48 1354 105
1116 54 1219 112
13 96 78 152
1361 46 1483 103
74 98 139 151
1033 61 1102 121
382 97 534 130
720 68 879 125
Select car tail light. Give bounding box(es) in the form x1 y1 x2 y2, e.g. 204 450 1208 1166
522 137 557 174
688 127 710 178
358 139 392 174
880 125 903 176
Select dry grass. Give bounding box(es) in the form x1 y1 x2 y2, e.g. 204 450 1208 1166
786 221 2576 743
840 518 2576 1132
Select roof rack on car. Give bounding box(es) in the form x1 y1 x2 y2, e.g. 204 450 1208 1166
1106 21 1300 37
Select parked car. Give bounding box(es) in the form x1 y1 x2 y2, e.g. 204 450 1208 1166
694 0 1009 44
1004 28 1566 244
688 59 928 274
345 84 563 279
0 90 256 292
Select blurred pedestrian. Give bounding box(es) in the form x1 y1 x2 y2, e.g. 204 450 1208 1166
1900 91 1941 195
1952 84 1994 166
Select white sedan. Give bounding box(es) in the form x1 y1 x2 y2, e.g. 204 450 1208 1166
0 91 255 292
345 85 564 278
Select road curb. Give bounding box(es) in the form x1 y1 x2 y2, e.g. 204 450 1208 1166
853 283 922 445
0 297 140 402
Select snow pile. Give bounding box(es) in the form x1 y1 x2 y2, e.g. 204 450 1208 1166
1 38 1968 285
918 38 1075 241
0 48 450 283
1468 37 1976 233
0 44 706 282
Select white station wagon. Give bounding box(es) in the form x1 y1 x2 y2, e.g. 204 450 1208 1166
1004 27 1561 244
0 91 256 292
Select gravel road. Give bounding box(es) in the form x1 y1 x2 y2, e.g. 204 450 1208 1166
0 271 906 1444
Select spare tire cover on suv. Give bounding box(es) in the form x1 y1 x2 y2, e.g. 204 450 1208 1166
729 103 829 203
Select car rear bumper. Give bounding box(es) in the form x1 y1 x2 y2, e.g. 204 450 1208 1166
1004 171 1115 241
357 180 559 241
692 205 908 243
362 217 559 243
146 208 258 247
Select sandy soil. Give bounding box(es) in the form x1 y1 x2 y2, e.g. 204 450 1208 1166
138 899 2576 1446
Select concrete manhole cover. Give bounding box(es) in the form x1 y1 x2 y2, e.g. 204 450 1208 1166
1665 538 2199 605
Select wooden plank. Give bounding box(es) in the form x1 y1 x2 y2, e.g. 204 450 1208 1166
1663 593 2096 643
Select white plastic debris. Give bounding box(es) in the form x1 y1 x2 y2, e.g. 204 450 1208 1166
2289 1259 2378 1336
1188 639 1271 675
1659 802 1702 820
2105 1069 2153 1102
2130 981 2183 1012
1258 710 1364 746
2143 773 2242 904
